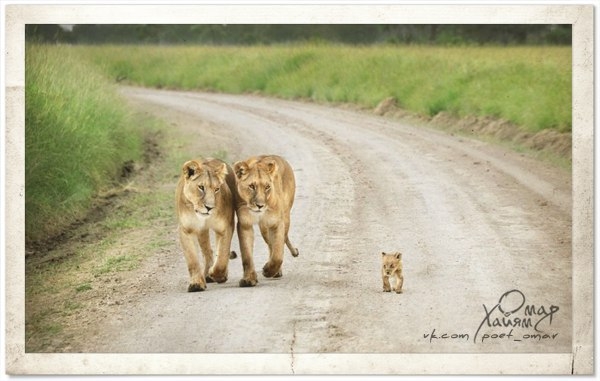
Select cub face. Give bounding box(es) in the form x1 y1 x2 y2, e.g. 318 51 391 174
181 160 227 217
234 158 277 214
381 252 402 276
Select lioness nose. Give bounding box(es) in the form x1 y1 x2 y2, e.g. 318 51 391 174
256 204 264 210
205 205 214 212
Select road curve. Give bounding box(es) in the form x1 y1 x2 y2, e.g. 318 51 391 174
86 87 572 355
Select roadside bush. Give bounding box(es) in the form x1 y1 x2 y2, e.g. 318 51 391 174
25 44 144 241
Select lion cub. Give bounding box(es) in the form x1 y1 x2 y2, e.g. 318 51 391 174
381 252 404 294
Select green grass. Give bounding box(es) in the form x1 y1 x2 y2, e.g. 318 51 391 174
75 283 92 292
94 254 140 275
26 44 145 241
25 42 571 241
77 43 571 133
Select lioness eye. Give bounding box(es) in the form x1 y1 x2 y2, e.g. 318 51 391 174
265 185 271 191
215 187 220 193
198 185 205 192
249 184 255 191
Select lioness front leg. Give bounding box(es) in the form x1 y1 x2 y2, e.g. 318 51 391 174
179 228 206 292
262 222 285 278
208 227 234 284
237 221 258 287
198 229 215 283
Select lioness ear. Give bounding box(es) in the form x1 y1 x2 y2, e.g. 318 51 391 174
234 161 249 180
182 160 201 180
214 162 228 184
264 159 278 175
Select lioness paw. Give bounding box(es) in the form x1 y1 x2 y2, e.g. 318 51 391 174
262 267 279 278
262 261 283 278
239 278 258 287
210 274 228 284
188 283 206 292
208 268 228 284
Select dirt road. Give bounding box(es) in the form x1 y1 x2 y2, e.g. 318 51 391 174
70 87 572 355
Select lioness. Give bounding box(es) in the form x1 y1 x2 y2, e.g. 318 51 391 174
176 158 237 292
233 155 299 287
381 252 404 294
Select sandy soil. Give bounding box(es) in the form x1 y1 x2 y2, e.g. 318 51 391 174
27 87 572 357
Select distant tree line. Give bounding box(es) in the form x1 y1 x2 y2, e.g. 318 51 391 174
26 24 571 45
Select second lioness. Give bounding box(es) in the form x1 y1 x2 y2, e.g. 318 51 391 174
234 155 299 287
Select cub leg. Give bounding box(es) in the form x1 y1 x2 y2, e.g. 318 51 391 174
262 222 285 278
179 228 206 292
382 274 391 292
209 226 234 284
237 221 258 287
395 274 404 294
197 229 215 283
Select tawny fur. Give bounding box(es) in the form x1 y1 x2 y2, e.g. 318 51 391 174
233 155 299 287
381 252 404 294
176 158 238 292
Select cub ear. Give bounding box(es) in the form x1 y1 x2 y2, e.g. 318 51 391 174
234 161 249 180
395 252 402 260
182 160 201 180
214 162 228 184
381 252 387 257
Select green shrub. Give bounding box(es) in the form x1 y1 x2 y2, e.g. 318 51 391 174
25 45 144 241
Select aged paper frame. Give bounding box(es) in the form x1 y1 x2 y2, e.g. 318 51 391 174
3 2 594 375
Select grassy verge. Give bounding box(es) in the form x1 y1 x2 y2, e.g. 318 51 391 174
24 102 233 351
25 44 145 242
25 109 176 352
78 43 571 133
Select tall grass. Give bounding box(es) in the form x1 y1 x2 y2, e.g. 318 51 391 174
26 45 144 241
80 44 571 133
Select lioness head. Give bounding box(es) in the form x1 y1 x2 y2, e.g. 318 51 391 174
181 159 228 217
381 252 402 276
234 157 278 214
